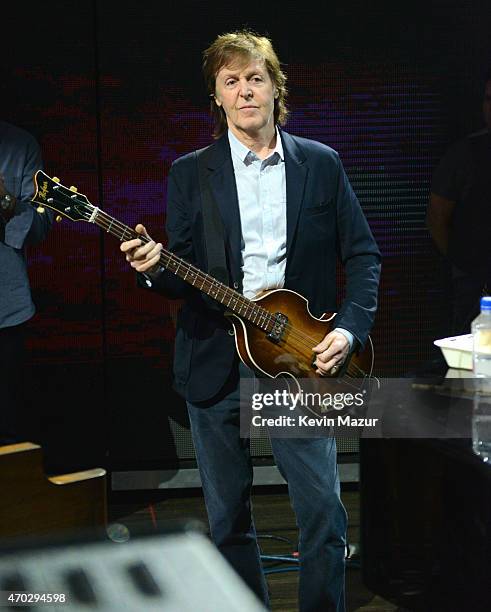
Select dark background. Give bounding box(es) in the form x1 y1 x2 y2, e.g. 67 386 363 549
3 0 491 471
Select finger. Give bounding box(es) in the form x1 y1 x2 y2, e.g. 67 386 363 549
135 223 149 238
318 355 341 371
129 242 162 268
124 235 155 260
316 362 338 376
314 342 349 371
131 251 162 273
133 240 162 264
312 330 339 353
316 339 346 363
312 337 331 353
316 358 341 376
120 238 142 253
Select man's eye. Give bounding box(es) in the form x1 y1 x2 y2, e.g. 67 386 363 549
251 76 263 83
225 80 236 87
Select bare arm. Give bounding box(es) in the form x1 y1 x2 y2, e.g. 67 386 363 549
427 192 456 256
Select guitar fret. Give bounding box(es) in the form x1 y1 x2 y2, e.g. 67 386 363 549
223 289 232 305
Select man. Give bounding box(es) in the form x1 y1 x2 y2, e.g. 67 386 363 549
121 31 380 612
0 121 52 444
427 75 491 335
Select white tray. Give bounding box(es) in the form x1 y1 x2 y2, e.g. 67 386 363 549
434 334 473 370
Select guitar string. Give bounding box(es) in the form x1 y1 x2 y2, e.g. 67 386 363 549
91 208 366 379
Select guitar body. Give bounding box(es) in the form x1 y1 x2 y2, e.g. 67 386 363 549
228 288 374 381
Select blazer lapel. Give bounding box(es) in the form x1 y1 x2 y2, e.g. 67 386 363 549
281 130 308 257
201 135 242 281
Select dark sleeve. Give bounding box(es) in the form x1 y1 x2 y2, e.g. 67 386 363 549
333 155 381 348
4 134 53 249
137 161 195 299
431 139 468 201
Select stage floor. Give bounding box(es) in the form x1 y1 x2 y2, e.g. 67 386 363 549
109 485 400 612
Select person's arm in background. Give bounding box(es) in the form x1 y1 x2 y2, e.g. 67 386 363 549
426 138 466 257
426 192 455 256
2 131 53 249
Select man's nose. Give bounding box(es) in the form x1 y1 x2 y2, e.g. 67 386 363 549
239 80 252 97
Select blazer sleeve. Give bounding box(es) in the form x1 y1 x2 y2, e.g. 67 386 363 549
333 154 381 348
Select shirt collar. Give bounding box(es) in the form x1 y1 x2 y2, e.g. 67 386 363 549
228 126 284 165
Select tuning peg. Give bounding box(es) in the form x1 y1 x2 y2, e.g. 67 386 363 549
55 215 63 223
36 206 45 213
52 177 60 183
69 185 78 192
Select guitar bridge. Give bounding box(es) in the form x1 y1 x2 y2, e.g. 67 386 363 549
267 312 288 344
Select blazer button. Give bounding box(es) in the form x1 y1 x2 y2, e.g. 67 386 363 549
228 328 235 336
233 281 239 289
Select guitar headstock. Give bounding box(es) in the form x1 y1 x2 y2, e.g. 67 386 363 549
32 171 95 222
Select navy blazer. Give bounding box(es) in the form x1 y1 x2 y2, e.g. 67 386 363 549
143 130 381 402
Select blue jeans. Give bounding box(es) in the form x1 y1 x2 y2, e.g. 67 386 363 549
187 365 347 612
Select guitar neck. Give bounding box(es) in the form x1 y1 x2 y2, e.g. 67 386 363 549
90 207 274 329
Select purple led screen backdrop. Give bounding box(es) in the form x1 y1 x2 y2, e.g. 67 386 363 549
4 1 491 467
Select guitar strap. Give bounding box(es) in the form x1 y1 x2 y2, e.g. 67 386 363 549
196 148 230 287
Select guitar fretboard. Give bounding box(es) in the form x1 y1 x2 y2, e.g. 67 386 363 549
91 208 277 332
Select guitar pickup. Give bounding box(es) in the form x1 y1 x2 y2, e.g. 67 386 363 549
267 312 288 343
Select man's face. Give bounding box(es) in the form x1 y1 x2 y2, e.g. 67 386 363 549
214 58 277 139
483 80 491 130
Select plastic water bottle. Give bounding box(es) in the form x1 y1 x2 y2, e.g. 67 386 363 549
471 296 491 378
471 296 491 462
472 397 491 462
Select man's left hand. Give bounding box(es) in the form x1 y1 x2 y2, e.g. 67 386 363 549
312 330 350 376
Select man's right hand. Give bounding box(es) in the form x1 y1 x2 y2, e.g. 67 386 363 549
120 223 163 274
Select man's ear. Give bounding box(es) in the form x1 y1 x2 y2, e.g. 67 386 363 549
214 94 222 107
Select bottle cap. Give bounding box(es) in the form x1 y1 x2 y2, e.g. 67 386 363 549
480 296 491 311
